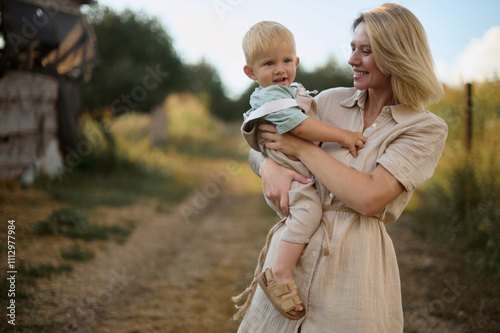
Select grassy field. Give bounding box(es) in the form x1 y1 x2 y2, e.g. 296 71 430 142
409 80 500 278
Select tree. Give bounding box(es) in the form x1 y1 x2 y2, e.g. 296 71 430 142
295 55 353 93
81 6 187 115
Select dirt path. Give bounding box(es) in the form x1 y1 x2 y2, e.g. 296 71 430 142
2 174 489 332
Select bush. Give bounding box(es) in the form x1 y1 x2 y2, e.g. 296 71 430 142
22 262 74 279
32 208 135 243
32 208 89 236
412 160 500 277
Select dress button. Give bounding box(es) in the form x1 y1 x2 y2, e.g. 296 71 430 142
372 123 377 128
312 251 318 257
329 193 334 198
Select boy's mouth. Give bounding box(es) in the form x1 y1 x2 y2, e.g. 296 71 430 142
273 77 288 85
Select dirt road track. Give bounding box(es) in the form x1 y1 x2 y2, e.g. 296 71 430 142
14 178 484 332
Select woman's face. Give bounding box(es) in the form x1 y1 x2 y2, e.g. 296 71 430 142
348 22 391 93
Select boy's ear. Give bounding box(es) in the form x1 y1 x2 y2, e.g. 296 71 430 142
243 65 256 80
295 56 300 68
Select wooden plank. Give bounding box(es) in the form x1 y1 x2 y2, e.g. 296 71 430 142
0 71 60 181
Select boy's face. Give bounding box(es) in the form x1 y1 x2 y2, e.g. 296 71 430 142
244 43 299 88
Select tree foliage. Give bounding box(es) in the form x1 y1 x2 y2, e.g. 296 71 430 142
295 56 353 93
81 6 186 114
185 58 238 121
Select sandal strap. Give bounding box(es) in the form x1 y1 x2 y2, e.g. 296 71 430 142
276 294 302 312
270 281 297 297
265 269 298 297
264 268 303 312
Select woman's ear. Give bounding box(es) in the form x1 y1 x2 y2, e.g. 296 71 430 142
244 65 256 80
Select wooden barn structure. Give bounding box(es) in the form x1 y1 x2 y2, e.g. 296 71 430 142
0 0 99 183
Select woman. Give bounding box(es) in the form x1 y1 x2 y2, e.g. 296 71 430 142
235 3 448 332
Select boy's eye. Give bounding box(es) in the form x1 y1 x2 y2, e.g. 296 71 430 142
264 62 273 66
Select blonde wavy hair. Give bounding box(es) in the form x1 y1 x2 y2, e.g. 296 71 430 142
353 3 444 110
242 21 296 66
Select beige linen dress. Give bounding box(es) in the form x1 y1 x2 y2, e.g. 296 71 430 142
237 87 448 333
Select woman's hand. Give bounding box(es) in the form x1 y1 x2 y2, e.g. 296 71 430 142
260 158 312 216
257 124 313 216
258 123 314 159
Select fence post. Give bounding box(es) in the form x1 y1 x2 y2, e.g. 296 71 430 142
463 83 473 152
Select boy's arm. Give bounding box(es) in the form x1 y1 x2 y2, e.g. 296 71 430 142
289 118 367 157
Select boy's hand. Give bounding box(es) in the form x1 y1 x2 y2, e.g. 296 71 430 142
338 130 366 158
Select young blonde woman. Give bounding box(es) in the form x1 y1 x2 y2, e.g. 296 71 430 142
235 3 447 332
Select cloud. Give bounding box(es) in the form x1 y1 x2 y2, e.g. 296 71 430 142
448 26 500 85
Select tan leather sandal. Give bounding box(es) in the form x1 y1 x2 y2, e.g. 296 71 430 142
257 268 306 320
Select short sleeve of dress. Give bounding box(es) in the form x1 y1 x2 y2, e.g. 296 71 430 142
377 113 448 192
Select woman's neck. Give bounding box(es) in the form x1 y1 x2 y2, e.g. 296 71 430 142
363 88 394 131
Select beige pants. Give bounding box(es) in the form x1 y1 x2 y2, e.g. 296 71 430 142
262 146 322 244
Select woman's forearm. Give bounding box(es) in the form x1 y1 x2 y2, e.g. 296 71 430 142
297 143 404 216
248 149 267 177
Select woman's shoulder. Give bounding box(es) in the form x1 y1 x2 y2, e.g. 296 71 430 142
314 87 359 111
317 86 356 96
396 105 448 132
419 110 448 137
392 106 448 146
423 110 448 128
315 87 357 104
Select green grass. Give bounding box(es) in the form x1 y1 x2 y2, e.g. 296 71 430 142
61 244 95 262
37 160 193 209
32 207 89 235
32 207 136 243
22 262 74 279
165 133 248 160
410 81 500 279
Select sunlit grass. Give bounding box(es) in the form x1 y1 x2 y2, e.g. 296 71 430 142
410 80 500 277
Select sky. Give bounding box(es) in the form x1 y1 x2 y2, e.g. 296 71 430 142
96 0 500 99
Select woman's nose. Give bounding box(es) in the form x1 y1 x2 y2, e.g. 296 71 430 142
348 51 359 66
